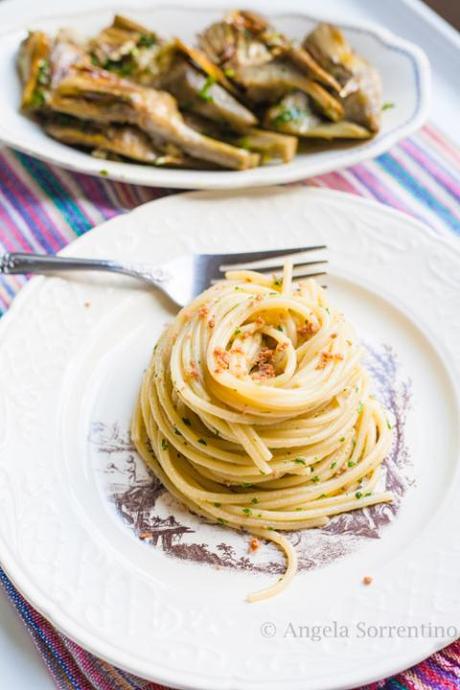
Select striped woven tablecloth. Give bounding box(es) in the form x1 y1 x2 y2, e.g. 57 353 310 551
0 124 459 689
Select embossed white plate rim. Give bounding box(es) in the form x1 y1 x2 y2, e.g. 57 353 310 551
0 188 459 690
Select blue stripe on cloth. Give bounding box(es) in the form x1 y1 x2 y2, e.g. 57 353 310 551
0 568 83 690
14 152 93 238
0 277 17 299
376 152 460 234
408 139 460 204
0 156 57 254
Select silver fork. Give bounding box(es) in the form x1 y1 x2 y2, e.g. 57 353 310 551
0 246 327 308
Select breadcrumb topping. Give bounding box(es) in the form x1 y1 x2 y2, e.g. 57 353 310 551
316 351 344 370
252 347 276 379
248 537 260 553
187 360 200 380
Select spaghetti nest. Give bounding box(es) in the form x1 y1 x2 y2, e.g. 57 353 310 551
132 264 392 601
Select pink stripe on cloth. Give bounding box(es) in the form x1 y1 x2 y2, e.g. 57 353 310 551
0 153 64 252
62 171 121 223
305 170 362 195
360 642 460 690
65 638 167 690
347 162 417 216
0 202 32 251
422 124 460 168
399 138 460 203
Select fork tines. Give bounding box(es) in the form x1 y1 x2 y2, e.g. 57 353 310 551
218 245 327 282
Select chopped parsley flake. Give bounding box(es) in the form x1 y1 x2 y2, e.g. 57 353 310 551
240 482 254 488
217 517 227 525
237 136 251 151
54 113 76 127
242 507 252 516
348 460 356 468
137 34 156 47
330 462 337 469
224 67 235 77
339 436 345 442
37 59 50 86
387 419 392 429
311 476 320 483
382 101 395 111
251 497 259 504
99 169 109 177
272 105 302 125
294 458 306 465
161 439 169 450
198 75 216 102
355 491 363 499
213 502 221 507
104 57 135 76
29 89 46 109
357 402 364 415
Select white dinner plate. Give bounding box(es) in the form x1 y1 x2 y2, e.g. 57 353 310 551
0 187 459 690
0 0 430 189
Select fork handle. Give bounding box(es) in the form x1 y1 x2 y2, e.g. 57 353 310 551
0 252 125 276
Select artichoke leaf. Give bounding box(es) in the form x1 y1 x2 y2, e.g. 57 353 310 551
265 91 371 139
50 67 260 170
304 23 382 132
199 10 340 93
233 128 298 163
17 31 52 111
183 112 297 163
234 60 344 121
44 116 209 167
173 37 239 96
159 58 257 131
89 15 169 85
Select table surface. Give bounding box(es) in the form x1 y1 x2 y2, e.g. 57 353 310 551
424 0 460 30
0 0 458 688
